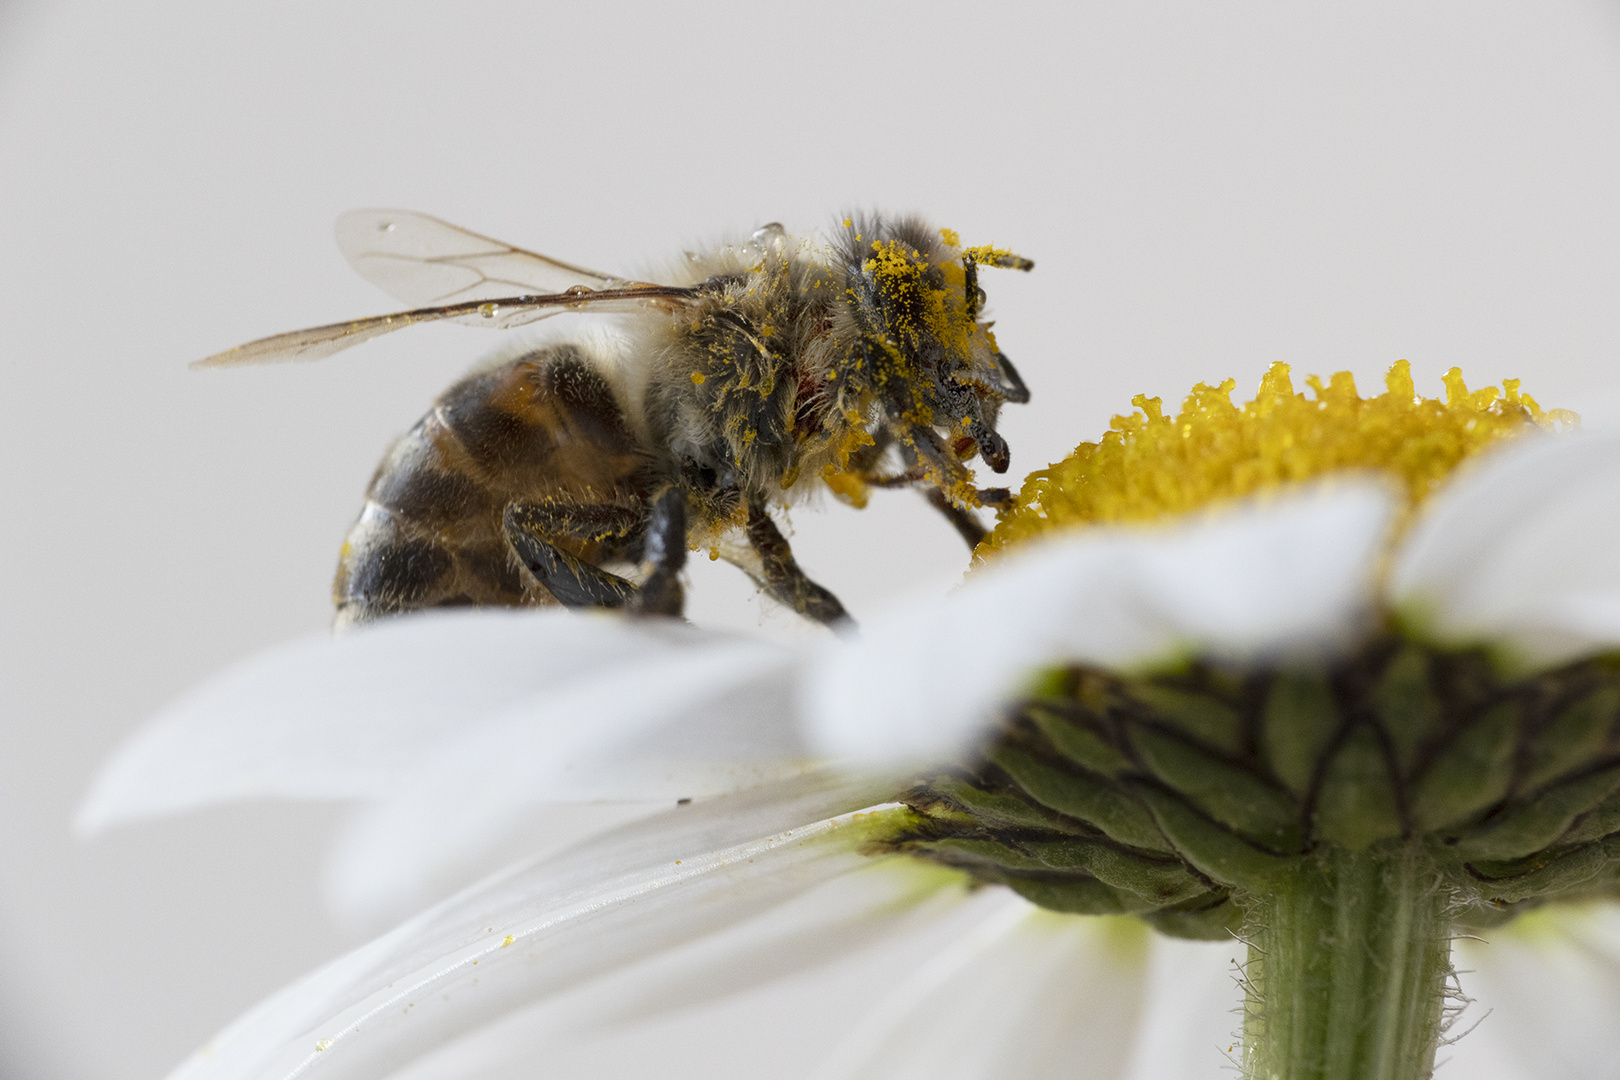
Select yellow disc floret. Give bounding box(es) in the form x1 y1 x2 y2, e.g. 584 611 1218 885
981 361 1575 557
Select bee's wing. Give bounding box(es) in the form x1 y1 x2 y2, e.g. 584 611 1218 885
335 209 628 306
194 287 698 367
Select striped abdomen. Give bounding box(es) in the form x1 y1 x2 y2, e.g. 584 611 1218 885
333 345 653 628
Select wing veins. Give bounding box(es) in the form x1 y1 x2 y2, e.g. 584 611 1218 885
337 210 626 305
347 250 627 307
195 286 699 368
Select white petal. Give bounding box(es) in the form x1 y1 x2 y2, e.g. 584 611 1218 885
375 859 992 1080
320 642 831 920
1392 430 1620 668
1118 934 1245 1080
77 608 753 834
1449 903 1620 1080
805 482 1394 765
808 903 1153 1080
166 783 900 1080
371 873 1154 1080
323 799 671 934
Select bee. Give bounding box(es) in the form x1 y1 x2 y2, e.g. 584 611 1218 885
199 210 1033 628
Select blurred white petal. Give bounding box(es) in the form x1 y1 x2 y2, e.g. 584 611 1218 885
1118 935 1244 1080
171 783 900 1080
807 902 1153 1080
77 609 749 834
1392 431 1620 667
323 646 832 920
1449 905 1620 1080
803 482 1394 765
588 858 984 1032
322 800 671 934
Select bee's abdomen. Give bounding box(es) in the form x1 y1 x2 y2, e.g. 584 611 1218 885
333 348 650 628
332 413 540 628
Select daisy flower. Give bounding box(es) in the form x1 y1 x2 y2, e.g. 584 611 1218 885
81 361 1620 1080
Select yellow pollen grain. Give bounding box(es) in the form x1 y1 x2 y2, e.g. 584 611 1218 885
863 239 976 359
939 227 961 247
500 934 515 948
690 371 707 385
823 465 871 508
981 361 1574 558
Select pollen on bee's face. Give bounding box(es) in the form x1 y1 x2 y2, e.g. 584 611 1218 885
863 240 978 360
980 360 1578 559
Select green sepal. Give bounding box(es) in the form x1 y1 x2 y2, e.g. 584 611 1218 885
1023 666 1076 701
1126 683 1245 755
1468 840 1611 902
987 744 1172 853
1024 703 1134 777
1313 722 1403 851
1128 781 1297 889
915 775 1089 835
1019 839 1209 905
917 836 1208 906
1524 686 1620 790
1003 874 1154 915
1142 897 1243 941
1371 644 1447 774
1409 700 1519 831
1452 763 1620 862
1127 724 1303 852
1558 788 1620 846
1451 899 1521 930
1261 669 1339 796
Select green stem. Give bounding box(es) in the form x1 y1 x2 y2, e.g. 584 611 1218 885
1243 841 1453 1080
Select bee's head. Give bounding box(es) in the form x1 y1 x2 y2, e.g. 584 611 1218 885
838 215 1033 488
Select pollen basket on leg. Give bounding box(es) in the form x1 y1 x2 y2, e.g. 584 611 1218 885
981 360 1577 558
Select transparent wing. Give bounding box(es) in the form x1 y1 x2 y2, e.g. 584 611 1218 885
194 286 698 367
336 209 629 306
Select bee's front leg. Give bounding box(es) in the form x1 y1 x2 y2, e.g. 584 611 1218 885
923 487 988 549
632 488 687 618
745 501 850 627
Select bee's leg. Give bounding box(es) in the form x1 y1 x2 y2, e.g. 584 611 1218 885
504 504 639 609
632 488 687 618
507 500 645 547
745 501 850 627
994 351 1031 404
895 426 991 550
842 427 894 475
924 487 988 550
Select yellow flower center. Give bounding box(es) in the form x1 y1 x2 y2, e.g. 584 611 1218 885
980 360 1574 557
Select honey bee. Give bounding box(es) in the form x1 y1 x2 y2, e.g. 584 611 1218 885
199 210 1033 628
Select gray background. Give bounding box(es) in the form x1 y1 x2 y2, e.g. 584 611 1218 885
3 1 1620 1077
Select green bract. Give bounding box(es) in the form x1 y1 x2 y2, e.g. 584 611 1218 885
890 635 1620 936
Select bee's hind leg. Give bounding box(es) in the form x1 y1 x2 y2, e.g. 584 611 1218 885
745 501 850 627
632 488 687 618
504 504 639 610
